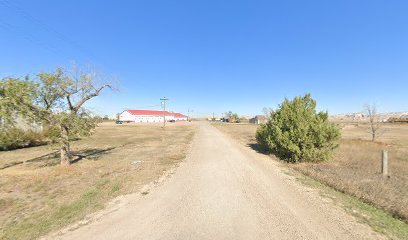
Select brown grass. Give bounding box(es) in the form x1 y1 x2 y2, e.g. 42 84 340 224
0 122 196 240
212 122 408 223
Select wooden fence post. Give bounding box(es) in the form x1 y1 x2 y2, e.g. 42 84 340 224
382 150 389 176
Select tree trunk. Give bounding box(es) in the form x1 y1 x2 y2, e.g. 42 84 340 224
60 126 72 165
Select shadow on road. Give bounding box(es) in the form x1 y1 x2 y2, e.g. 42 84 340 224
247 143 269 154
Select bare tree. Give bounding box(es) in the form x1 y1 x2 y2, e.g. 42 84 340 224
365 104 381 142
262 107 273 118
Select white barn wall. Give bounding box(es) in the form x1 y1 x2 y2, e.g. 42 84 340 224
133 115 174 123
119 111 135 122
119 110 180 123
175 116 188 121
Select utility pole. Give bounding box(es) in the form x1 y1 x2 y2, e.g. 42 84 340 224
160 97 168 127
188 108 194 122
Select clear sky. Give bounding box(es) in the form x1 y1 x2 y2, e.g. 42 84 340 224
0 0 407 117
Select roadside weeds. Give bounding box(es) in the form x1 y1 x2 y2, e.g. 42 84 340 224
285 168 408 240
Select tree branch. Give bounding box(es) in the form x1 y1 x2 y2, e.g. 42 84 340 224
66 95 74 111
73 84 111 112
59 85 77 111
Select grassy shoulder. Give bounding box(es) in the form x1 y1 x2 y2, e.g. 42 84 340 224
211 121 408 240
0 122 196 240
290 169 408 240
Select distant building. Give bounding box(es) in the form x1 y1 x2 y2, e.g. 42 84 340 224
173 113 188 121
119 110 188 123
249 115 267 125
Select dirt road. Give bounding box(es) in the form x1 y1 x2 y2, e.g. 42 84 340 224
52 122 385 240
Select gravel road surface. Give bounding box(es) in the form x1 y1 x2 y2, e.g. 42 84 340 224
52 122 385 240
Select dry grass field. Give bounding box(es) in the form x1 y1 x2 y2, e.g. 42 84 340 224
0 122 196 240
212 122 408 223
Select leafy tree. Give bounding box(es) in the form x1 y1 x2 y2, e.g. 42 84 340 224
224 111 240 123
230 113 239 123
256 94 340 162
0 66 113 165
224 111 233 119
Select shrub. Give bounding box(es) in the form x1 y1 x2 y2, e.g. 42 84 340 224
0 128 27 150
43 125 61 143
0 127 48 151
256 94 340 162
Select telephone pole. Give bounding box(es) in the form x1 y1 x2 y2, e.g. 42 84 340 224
160 97 168 127
188 108 194 122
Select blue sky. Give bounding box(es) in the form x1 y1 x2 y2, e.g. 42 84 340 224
0 0 407 116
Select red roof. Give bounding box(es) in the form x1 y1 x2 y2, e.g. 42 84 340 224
126 110 187 118
174 113 188 118
127 110 173 116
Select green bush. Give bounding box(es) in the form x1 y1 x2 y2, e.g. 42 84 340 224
43 125 61 143
0 127 48 151
256 94 341 162
0 128 27 150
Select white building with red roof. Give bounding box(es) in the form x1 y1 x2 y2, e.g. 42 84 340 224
119 110 188 123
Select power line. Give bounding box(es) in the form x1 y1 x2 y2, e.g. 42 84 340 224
194 112 217 116
0 17 69 59
187 108 194 121
124 104 162 109
0 0 104 64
